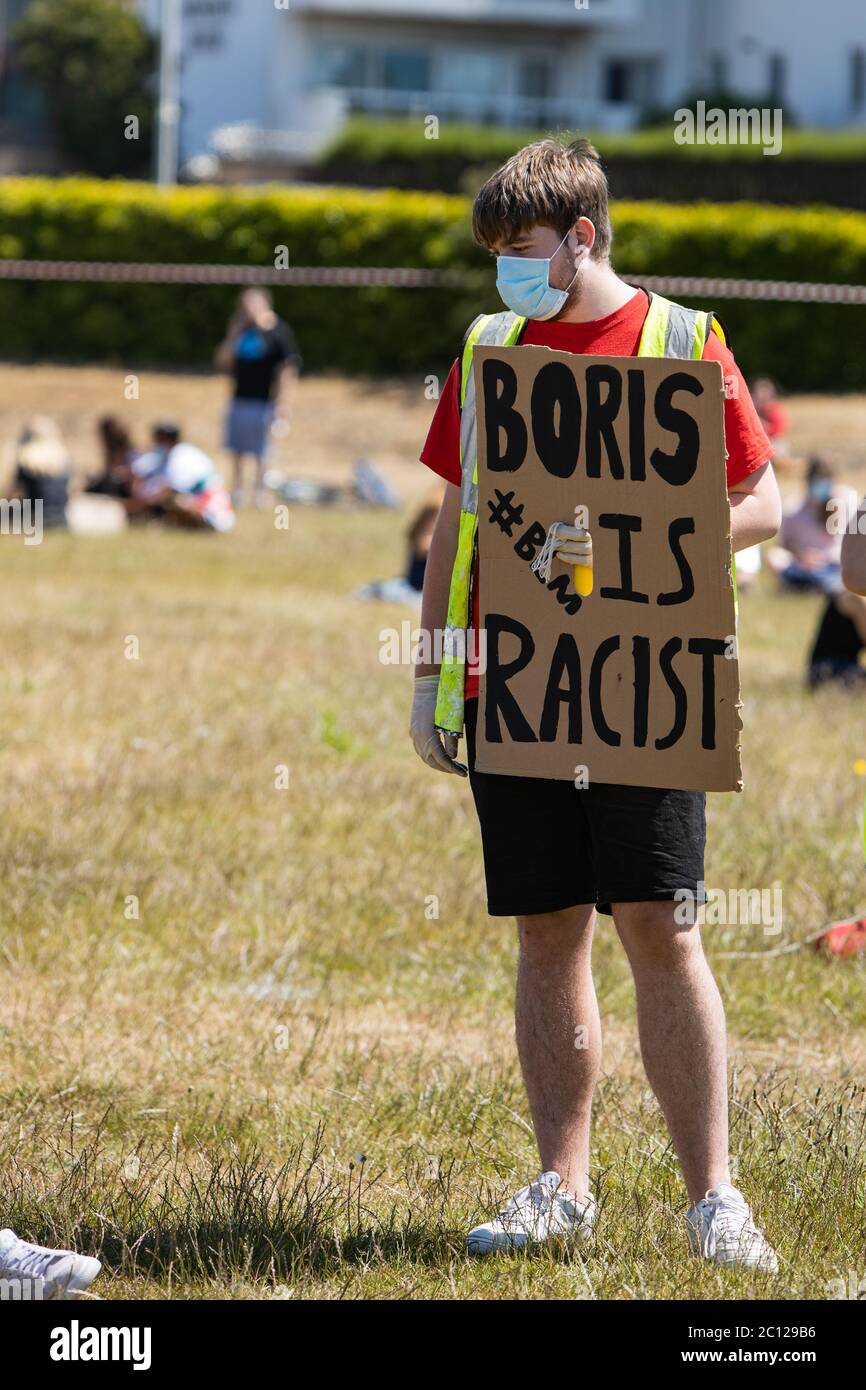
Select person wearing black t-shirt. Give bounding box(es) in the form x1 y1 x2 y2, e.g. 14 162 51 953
215 288 301 507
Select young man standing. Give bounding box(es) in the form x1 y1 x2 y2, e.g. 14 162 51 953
411 139 782 1269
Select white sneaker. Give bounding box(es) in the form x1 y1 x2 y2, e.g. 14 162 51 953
686 1184 779 1272
0 1228 102 1300
466 1171 595 1256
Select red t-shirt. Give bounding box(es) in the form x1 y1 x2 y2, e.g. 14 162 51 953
420 289 771 700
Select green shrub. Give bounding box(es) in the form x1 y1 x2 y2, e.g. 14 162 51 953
1 177 866 390
321 116 866 169
315 117 866 210
0 178 480 376
14 0 155 178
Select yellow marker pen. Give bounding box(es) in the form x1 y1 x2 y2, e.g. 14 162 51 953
574 562 593 597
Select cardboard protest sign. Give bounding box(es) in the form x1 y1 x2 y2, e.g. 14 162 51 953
473 345 741 793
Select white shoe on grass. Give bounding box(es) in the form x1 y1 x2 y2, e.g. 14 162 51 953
467 1171 595 1256
685 1184 778 1272
0 1228 102 1300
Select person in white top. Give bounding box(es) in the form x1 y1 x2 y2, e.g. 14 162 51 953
127 422 235 532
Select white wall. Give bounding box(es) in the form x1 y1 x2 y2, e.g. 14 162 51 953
140 0 276 160
139 0 866 164
706 0 866 126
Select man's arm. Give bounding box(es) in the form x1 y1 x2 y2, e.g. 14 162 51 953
273 361 299 415
214 312 245 370
728 460 781 552
841 499 866 594
416 482 461 677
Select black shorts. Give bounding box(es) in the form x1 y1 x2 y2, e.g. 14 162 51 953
465 699 706 918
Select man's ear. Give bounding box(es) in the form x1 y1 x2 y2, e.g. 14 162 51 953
573 216 596 258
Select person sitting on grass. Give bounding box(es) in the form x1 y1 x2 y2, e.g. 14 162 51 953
126 422 235 532
411 135 782 1271
768 457 858 593
356 486 444 606
807 586 866 688
810 492 866 685
7 417 71 529
85 416 139 499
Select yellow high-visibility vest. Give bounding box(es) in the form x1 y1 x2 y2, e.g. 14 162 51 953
434 292 729 735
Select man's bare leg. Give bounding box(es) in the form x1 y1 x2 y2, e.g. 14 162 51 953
254 452 269 508
515 904 599 1199
231 451 245 505
612 900 729 1204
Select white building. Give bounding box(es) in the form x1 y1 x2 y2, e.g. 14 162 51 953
113 0 866 166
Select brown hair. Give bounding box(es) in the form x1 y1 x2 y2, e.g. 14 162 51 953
472 136 612 260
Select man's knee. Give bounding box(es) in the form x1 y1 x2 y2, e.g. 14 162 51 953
517 905 595 962
613 899 704 966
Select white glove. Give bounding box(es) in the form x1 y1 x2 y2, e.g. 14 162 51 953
550 522 592 567
531 522 592 583
410 673 467 776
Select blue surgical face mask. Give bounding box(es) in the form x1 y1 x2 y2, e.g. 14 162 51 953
496 231 579 321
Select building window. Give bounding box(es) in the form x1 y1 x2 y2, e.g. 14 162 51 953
519 56 553 100
852 49 866 112
382 50 431 93
184 1 233 16
604 58 658 106
768 53 786 105
708 52 727 90
0 0 49 129
315 43 368 89
441 50 503 97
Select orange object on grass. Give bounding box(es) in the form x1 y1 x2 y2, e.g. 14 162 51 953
814 918 866 957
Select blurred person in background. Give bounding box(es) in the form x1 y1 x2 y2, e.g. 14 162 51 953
6 416 70 528
751 378 789 458
768 457 858 592
807 584 866 688
357 485 444 605
85 416 139 499
215 288 301 509
737 378 790 589
842 495 866 595
805 491 866 685
126 422 235 532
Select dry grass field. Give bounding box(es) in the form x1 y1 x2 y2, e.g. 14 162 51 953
0 364 865 1300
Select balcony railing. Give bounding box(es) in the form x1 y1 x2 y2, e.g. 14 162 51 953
337 85 639 130
289 0 636 27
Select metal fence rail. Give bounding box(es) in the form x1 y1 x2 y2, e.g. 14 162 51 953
0 259 865 303
0 259 468 288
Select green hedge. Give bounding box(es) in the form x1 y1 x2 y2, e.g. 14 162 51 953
0 177 480 377
315 117 866 208
1 177 866 390
321 116 866 168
